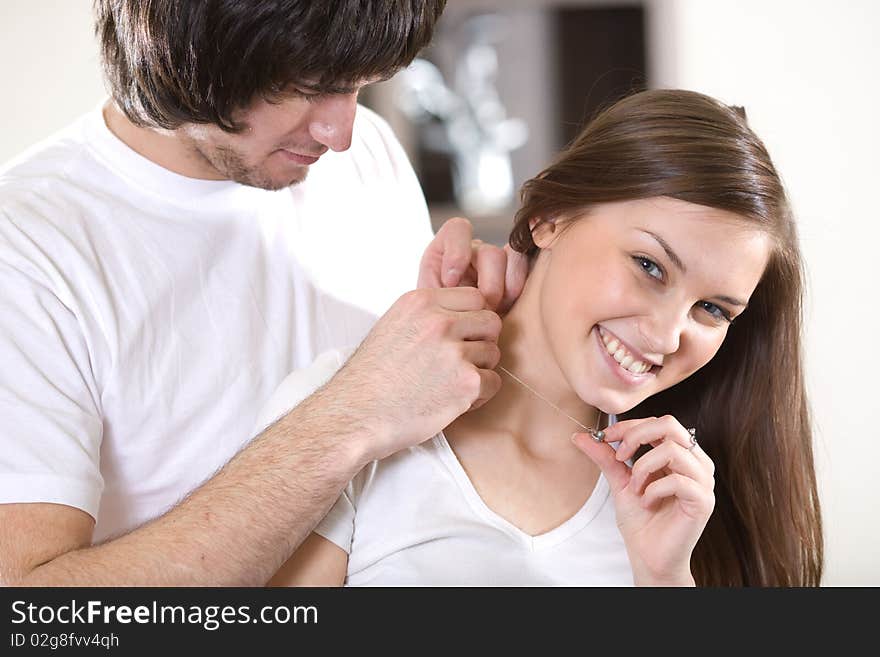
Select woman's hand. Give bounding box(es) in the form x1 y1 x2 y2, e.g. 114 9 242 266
572 415 715 586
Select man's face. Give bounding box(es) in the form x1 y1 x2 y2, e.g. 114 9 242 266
178 84 366 190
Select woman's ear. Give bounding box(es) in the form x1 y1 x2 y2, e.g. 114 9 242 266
530 217 559 249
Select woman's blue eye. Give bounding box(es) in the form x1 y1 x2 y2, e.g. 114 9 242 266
633 255 733 323
634 256 663 280
698 301 732 322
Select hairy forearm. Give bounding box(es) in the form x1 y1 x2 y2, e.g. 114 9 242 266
20 390 370 586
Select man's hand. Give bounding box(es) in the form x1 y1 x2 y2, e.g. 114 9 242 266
418 217 528 315
329 286 502 463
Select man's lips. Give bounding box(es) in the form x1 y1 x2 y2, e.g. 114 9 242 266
277 149 321 165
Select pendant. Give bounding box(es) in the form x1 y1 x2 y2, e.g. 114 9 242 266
588 428 605 443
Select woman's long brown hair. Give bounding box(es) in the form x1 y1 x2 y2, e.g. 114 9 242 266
509 89 822 586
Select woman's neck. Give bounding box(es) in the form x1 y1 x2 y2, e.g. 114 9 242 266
450 278 602 460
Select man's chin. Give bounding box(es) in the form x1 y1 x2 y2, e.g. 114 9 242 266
234 168 309 191
267 174 308 191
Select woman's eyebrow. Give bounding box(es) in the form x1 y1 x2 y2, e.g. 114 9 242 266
638 228 687 274
637 228 748 308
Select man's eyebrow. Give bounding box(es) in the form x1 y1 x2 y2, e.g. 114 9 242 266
296 83 357 95
638 228 687 274
298 74 393 96
637 228 748 308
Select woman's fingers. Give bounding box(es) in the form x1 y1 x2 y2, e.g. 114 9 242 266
641 473 715 518
571 433 631 493
628 440 714 494
609 415 714 474
612 415 691 459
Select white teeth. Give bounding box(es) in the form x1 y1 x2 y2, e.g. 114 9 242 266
628 360 646 374
599 327 652 375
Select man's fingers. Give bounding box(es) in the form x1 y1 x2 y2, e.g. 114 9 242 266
417 218 529 318
430 286 488 312
459 340 501 370
473 241 507 311
449 309 502 342
417 217 473 289
417 236 443 289
498 244 529 315
438 217 473 287
468 368 502 411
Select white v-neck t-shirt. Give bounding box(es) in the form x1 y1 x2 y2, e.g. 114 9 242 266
255 348 635 586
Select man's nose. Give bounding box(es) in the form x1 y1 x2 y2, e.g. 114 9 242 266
308 92 359 152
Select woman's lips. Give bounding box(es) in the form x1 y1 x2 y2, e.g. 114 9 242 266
594 326 658 387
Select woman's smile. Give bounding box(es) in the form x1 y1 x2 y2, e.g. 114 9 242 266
593 326 659 387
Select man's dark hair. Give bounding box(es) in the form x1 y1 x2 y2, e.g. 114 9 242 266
95 0 447 132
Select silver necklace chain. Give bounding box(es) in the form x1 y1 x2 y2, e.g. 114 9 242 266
497 365 606 441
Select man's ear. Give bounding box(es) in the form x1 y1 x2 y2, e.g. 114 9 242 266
529 217 559 249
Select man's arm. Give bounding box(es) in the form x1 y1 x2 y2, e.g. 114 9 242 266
1 286 503 586
1 387 368 586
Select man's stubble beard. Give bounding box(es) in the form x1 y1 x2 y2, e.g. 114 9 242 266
191 139 307 191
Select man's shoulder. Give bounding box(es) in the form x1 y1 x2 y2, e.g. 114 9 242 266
346 104 409 171
0 112 100 211
352 104 395 142
0 110 95 178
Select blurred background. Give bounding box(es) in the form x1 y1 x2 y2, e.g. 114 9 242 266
1 0 877 585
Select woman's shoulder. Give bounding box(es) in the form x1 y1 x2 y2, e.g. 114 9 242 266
370 432 447 477
253 347 355 435
334 433 447 517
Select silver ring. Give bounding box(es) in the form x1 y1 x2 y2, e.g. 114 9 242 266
687 427 697 450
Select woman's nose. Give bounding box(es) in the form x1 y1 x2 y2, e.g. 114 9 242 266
637 306 688 357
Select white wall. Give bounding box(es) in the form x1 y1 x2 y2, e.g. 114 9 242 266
647 0 880 585
0 0 105 163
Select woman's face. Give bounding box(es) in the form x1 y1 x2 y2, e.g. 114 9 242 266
528 196 772 415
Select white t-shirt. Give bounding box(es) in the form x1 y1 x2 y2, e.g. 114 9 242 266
255 349 635 586
0 103 433 542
